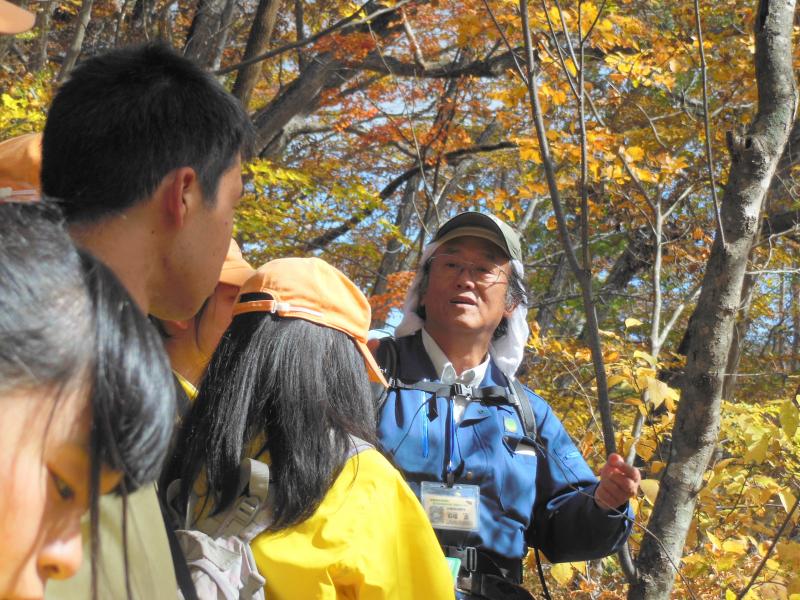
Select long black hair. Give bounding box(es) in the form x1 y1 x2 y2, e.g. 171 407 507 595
0 202 175 598
173 305 377 531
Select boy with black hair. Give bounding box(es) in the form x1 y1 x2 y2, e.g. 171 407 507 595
42 41 255 321
42 43 254 599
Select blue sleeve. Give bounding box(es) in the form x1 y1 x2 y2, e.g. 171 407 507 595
524 390 633 562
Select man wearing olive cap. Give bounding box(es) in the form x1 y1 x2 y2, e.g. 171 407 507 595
373 211 640 599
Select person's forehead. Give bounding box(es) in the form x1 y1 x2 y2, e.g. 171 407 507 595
437 235 508 260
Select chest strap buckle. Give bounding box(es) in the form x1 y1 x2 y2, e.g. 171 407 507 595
444 545 478 572
451 383 471 398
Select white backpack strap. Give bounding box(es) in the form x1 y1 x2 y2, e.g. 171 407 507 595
199 458 272 540
237 539 267 598
177 530 242 599
242 458 270 502
236 459 274 544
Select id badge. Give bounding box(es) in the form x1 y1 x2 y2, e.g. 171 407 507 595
420 481 480 531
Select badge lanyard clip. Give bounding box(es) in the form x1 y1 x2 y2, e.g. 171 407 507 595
446 396 459 487
421 391 430 458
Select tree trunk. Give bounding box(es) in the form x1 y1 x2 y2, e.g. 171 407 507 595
534 254 570 337
58 0 95 82
721 272 757 400
792 268 799 372
231 0 282 108
184 0 229 68
130 0 155 40
30 0 56 72
209 0 237 71
294 0 306 71
629 1 797 598
252 51 351 157
371 175 420 298
578 227 654 339
775 274 787 363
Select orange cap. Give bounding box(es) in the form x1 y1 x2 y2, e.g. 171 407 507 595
0 0 35 34
219 239 255 287
233 257 388 387
0 133 42 203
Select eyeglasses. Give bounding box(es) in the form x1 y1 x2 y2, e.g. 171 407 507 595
427 254 508 286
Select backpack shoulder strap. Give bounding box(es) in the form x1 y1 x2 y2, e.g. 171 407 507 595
372 336 537 439
509 378 537 439
198 458 272 543
371 336 399 415
157 489 199 600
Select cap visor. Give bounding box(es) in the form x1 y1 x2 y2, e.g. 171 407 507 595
0 0 35 34
435 227 509 257
358 341 388 387
219 265 255 288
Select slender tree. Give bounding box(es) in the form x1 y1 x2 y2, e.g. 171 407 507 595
630 1 798 597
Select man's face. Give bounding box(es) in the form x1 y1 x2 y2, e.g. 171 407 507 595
420 235 515 342
158 156 244 320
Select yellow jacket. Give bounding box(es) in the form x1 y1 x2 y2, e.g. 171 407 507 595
251 448 454 599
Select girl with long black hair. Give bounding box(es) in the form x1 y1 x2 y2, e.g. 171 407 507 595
172 257 454 599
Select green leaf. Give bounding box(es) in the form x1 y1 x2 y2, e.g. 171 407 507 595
640 479 660 504
633 349 657 368
549 562 575 585
744 436 770 464
780 399 799 438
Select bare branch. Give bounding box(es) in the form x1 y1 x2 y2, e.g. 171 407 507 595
298 142 516 252
355 47 523 78
736 489 799 600
215 0 414 76
693 0 726 246
400 7 428 68
479 0 528 84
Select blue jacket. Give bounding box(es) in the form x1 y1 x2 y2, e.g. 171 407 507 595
376 332 633 562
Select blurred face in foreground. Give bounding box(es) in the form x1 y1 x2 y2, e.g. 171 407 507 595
0 386 120 599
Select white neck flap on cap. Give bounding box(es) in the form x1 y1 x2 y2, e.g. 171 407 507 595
395 240 529 380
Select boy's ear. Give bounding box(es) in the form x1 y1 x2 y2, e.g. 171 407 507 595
163 167 200 228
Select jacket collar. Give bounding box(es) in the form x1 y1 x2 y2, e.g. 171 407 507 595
395 331 509 389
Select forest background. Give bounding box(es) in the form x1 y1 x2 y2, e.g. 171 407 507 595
2 0 799 597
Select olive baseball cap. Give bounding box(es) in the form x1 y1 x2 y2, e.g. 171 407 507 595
433 212 523 262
